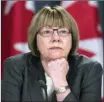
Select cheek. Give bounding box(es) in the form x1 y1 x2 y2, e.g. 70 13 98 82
64 37 72 52
37 36 49 54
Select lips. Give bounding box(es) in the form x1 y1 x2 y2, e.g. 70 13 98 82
49 47 63 50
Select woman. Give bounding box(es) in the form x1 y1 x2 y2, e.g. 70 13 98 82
2 6 102 102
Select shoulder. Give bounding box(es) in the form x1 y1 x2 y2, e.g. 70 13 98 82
4 52 40 65
4 52 31 61
4 52 30 66
71 53 103 74
3 52 36 73
73 53 102 66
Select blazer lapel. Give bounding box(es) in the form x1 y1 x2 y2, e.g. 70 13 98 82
28 54 46 101
28 77 44 101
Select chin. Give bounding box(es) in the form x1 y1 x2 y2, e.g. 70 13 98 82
48 54 66 60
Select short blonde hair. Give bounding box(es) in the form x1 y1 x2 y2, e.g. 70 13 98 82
28 5 79 56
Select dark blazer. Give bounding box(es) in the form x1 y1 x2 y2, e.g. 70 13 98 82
2 52 103 102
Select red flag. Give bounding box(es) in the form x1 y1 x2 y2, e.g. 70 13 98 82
1 1 35 74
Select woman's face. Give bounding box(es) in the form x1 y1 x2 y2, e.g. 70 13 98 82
37 26 72 60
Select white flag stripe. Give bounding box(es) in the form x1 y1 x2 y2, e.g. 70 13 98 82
97 24 102 33
61 1 76 8
79 38 103 54
88 1 98 7
25 1 35 12
4 1 17 15
79 38 103 66
14 43 30 53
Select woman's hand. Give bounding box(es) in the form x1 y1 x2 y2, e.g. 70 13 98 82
46 58 69 89
42 58 71 101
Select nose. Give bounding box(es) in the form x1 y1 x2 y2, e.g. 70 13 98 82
51 31 60 42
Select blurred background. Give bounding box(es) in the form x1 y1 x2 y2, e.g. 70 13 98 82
1 1 104 101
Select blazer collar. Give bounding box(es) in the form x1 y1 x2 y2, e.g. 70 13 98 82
28 53 46 83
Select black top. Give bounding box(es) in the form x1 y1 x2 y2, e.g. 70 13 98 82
1 52 103 102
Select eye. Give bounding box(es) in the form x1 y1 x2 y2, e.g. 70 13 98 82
41 29 53 36
44 30 51 34
61 30 68 33
59 30 69 34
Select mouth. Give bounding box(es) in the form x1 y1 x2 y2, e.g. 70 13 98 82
49 47 63 50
